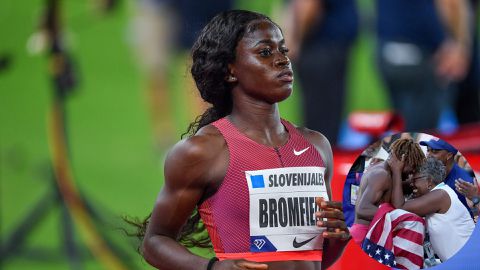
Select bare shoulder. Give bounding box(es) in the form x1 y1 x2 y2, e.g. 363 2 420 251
168 125 225 160
363 163 390 184
164 124 227 189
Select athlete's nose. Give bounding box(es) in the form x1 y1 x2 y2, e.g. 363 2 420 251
275 54 290 67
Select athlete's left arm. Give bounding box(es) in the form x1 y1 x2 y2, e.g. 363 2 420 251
298 128 350 270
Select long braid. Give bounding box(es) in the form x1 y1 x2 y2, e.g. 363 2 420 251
390 138 426 172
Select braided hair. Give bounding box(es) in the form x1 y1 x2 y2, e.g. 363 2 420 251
390 138 426 173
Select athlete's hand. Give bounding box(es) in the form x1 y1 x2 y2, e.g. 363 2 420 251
387 153 405 176
315 198 350 240
213 259 268 270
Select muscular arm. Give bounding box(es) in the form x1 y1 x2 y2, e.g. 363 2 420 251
142 128 226 270
355 169 390 222
142 127 268 270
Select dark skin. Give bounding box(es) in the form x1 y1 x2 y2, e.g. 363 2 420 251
426 147 473 198
142 20 349 270
456 178 479 200
426 147 455 174
354 162 392 225
389 154 450 216
354 159 415 226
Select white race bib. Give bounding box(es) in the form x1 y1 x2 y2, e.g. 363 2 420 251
246 166 329 252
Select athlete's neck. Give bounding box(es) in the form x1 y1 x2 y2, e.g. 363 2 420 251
229 101 287 147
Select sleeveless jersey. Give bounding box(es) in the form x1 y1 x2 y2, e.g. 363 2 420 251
427 183 475 262
198 117 328 262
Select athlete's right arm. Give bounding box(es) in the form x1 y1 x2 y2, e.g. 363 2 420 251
355 170 390 222
142 132 220 270
142 126 268 270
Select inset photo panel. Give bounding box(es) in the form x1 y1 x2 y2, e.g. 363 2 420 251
342 133 478 269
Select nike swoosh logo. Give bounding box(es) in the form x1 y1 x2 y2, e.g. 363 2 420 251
293 147 310 156
292 236 316 248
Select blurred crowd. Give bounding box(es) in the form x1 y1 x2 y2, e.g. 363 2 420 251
130 0 480 150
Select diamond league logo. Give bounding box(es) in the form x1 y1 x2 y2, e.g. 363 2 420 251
253 238 266 250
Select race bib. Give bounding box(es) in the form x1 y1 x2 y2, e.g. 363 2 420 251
351 184 359 205
246 166 329 252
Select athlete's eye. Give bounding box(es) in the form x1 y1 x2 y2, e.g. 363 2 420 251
259 48 273 57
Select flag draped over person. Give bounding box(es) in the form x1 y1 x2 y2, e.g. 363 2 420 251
362 203 425 269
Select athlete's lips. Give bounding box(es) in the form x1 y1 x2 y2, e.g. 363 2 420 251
277 70 294 82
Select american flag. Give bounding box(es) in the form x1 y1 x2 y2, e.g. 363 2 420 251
362 203 425 269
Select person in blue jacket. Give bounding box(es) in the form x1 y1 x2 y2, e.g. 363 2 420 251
375 0 471 132
420 138 475 217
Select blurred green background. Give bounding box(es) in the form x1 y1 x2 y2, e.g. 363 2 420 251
0 0 388 269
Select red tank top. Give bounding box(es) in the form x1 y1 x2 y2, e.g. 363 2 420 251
198 117 327 262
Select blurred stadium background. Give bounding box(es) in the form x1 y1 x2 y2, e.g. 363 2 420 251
0 0 477 270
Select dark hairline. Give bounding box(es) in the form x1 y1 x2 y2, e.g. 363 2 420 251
245 18 281 35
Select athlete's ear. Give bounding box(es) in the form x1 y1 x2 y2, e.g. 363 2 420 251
226 74 237 82
226 64 237 82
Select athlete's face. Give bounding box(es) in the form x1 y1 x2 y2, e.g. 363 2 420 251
229 20 293 103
